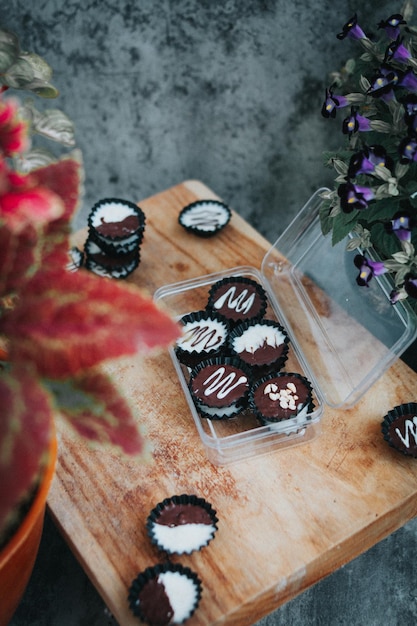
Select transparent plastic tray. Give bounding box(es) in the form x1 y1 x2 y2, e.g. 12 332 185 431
154 189 417 465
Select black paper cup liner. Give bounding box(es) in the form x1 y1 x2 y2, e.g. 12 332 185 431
189 356 252 420
128 562 202 625
88 226 143 255
146 494 218 555
66 246 84 272
88 197 146 246
249 371 315 424
207 276 267 326
228 319 290 373
175 310 230 368
178 199 231 237
84 237 140 278
85 253 140 279
381 402 417 457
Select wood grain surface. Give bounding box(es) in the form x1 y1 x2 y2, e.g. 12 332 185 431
48 180 417 626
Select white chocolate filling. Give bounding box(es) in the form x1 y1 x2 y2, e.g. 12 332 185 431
153 522 216 554
233 324 286 353
91 201 137 226
181 202 229 231
158 571 198 623
177 318 227 353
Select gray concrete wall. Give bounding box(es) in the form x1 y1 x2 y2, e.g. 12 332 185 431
4 0 394 237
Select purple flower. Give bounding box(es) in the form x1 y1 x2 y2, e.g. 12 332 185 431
367 65 399 102
402 94 417 118
348 145 393 178
399 135 417 163
390 287 404 304
338 182 375 212
337 14 366 40
321 87 349 118
378 14 406 40
342 106 371 137
384 36 411 64
398 68 417 92
405 274 417 299
385 211 413 242
354 254 387 287
402 94 417 133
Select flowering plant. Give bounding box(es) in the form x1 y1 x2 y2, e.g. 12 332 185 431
0 30 179 547
320 0 417 313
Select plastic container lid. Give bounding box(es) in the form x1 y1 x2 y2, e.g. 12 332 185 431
261 188 417 408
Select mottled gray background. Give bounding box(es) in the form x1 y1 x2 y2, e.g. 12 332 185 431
5 1 417 625
5 0 393 237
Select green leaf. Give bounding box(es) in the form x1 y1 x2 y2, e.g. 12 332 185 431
319 198 333 235
331 210 359 245
0 29 19 73
4 56 34 88
14 147 57 174
369 222 400 258
22 79 59 99
20 51 53 82
28 106 75 146
362 198 401 222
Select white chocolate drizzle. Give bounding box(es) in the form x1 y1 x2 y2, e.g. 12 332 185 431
395 414 417 448
213 286 255 314
203 367 247 399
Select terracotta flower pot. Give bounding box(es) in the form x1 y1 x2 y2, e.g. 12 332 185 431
0 435 57 626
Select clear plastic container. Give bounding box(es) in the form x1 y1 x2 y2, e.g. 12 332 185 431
154 189 417 465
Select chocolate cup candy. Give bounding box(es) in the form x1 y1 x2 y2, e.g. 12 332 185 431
175 310 230 368
207 276 267 325
189 356 251 420
146 494 218 555
382 402 417 457
249 371 315 423
228 319 290 371
88 198 145 248
128 562 202 625
178 199 231 237
84 237 140 279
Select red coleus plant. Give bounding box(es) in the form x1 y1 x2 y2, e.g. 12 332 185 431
0 95 180 544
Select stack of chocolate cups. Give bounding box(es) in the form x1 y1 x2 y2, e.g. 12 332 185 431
84 198 145 279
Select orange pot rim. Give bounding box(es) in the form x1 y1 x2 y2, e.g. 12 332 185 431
0 433 57 565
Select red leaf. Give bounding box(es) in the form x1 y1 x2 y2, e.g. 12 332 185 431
33 154 83 268
53 369 147 456
0 155 83 297
0 365 54 539
32 152 83 224
0 223 39 298
3 268 180 378
0 160 65 234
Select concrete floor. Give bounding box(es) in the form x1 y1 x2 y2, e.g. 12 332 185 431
4 1 417 624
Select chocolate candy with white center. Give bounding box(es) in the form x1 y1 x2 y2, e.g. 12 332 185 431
175 310 230 368
207 276 267 326
128 563 202 625
189 357 251 420
146 494 218 555
178 199 231 237
84 237 140 279
87 197 145 255
228 319 290 373
382 402 417 457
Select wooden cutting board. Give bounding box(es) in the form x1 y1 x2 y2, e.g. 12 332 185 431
48 180 417 626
